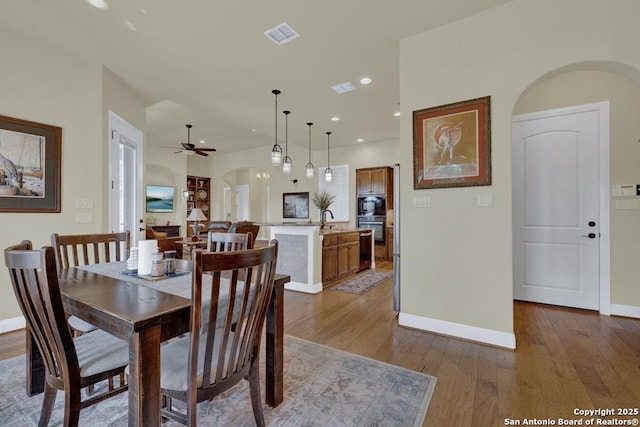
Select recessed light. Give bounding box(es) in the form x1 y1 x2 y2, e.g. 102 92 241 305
87 0 109 9
357 138 364 142
360 77 372 85
331 116 340 122
125 21 139 32
199 140 205 144
393 111 401 117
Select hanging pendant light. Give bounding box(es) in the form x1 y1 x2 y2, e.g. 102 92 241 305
282 110 292 175
305 122 315 179
324 131 333 182
271 90 282 166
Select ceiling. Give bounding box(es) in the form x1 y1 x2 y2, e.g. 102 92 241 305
0 0 512 155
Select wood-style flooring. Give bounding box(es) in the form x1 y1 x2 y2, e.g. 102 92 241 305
2 260 639 426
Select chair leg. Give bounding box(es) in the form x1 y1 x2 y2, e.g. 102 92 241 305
63 385 82 427
248 360 265 427
38 382 56 427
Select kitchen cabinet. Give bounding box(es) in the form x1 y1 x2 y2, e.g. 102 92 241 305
356 167 389 196
322 231 360 287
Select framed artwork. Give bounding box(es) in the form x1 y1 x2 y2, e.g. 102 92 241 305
0 115 61 212
146 184 175 213
413 96 491 190
283 192 309 219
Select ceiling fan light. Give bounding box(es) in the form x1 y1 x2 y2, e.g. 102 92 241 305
184 150 195 156
305 163 314 179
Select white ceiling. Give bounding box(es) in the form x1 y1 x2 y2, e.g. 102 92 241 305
0 0 512 154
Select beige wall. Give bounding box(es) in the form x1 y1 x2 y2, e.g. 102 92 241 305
514 70 640 306
0 29 148 322
399 0 640 340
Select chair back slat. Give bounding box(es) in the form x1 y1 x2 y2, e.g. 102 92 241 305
52 232 130 269
206 232 251 252
4 243 80 385
190 240 278 392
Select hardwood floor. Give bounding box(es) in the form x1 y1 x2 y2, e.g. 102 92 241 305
2 261 639 426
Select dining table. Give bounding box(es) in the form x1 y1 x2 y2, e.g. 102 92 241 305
25 260 289 427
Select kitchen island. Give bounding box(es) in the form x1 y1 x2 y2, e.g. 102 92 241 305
266 223 374 294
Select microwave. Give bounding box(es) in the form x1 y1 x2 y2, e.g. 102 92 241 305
357 196 385 216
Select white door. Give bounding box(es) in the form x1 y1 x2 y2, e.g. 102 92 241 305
512 103 609 311
236 184 249 221
108 111 144 244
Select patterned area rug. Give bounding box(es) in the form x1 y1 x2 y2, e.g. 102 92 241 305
0 335 436 426
331 271 392 295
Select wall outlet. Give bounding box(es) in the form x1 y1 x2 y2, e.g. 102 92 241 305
75 212 94 223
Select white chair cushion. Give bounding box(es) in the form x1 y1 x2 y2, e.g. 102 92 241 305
74 329 129 378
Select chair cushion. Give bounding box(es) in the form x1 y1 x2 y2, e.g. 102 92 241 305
74 329 129 378
159 330 235 392
68 315 98 333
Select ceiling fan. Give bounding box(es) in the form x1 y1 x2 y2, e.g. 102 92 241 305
161 124 217 156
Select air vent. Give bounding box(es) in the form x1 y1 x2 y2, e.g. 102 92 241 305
264 23 300 45
331 82 356 94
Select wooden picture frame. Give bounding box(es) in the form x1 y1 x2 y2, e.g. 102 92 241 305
413 96 491 190
283 192 309 219
0 115 61 212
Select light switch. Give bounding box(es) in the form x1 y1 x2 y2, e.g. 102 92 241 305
413 195 430 208
477 193 493 207
75 213 94 223
75 198 94 209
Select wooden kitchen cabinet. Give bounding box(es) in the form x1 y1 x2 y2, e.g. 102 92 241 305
322 231 360 287
356 167 390 196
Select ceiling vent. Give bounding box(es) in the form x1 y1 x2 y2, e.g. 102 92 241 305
264 23 300 45
331 82 356 94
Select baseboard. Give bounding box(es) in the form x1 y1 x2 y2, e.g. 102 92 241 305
284 281 323 294
0 316 25 334
610 304 640 319
399 312 516 349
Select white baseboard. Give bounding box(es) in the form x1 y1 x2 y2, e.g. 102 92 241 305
399 312 516 349
610 304 640 319
285 281 323 294
0 316 25 334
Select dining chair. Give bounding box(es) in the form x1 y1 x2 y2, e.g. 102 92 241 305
206 231 251 252
4 241 129 427
159 240 279 426
51 231 130 335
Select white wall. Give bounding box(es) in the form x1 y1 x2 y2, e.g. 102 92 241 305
399 0 640 347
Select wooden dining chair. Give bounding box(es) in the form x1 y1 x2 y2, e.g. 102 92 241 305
51 231 130 335
4 241 129 427
159 240 278 426
206 231 251 252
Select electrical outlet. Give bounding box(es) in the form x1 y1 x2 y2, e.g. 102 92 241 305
75 213 94 223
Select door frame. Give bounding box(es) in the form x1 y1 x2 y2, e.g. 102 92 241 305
512 101 610 314
108 110 144 244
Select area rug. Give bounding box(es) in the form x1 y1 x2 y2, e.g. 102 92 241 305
331 271 392 295
0 335 436 426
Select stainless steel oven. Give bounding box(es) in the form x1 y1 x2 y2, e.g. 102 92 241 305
357 216 385 244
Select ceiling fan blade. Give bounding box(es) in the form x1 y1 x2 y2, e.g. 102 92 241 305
194 150 209 157
195 148 217 152
173 150 183 154
159 145 183 149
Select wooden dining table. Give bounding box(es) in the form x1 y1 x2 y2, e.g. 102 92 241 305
26 262 289 427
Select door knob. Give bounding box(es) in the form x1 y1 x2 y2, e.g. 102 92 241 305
588 221 596 227
581 233 597 239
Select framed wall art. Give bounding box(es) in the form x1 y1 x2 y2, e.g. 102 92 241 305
0 114 62 212
283 192 309 219
145 184 175 213
413 96 491 190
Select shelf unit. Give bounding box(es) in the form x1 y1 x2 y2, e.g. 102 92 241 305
186 175 210 237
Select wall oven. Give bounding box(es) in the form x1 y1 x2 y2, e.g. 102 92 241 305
357 216 385 245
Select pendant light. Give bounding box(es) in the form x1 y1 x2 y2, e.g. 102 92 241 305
305 122 315 179
270 89 282 166
282 110 292 174
324 131 333 182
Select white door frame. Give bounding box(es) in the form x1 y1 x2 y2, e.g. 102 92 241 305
108 110 144 244
512 101 610 315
